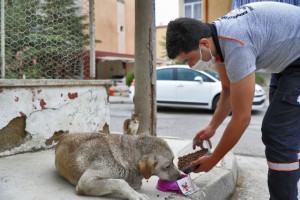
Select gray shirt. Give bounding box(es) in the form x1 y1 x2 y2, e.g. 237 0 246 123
213 2 300 83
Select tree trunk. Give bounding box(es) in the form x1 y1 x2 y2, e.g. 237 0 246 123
134 0 157 136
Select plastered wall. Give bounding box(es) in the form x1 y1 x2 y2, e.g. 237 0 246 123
0 79 111 156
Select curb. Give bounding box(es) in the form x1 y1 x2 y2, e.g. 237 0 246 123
167 151 238 200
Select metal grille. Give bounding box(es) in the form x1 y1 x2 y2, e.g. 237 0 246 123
0 0 94 79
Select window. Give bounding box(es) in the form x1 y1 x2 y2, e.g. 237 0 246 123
177 68 214 82
157 69 174 80
184 0 202 20
177 68 197 81
204 69 220 80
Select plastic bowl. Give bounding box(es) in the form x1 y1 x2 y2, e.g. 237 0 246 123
156 174 187 193
177 140 212 174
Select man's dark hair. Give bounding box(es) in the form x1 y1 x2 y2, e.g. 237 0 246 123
166 18 212 59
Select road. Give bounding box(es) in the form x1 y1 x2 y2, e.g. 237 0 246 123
109 100 266 158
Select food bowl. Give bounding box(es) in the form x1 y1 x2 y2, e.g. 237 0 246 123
156 174 187 193
177 140 212 174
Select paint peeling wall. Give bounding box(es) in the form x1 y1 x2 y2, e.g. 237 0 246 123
0 79 112 156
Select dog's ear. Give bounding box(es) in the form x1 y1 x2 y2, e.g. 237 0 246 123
138 155 157 179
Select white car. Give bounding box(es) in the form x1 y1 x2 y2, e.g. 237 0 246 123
129 65 266 111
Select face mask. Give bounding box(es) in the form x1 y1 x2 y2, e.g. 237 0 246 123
192 47 215 70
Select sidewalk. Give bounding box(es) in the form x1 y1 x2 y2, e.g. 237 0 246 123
0 137 237 200
109 95 132 104
228 155 269 200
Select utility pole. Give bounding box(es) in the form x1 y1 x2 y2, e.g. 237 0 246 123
134 0 157 136
89 0 95 79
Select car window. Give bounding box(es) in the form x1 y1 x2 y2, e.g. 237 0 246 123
204 69 220 80
157 68 174 80
176 68 214 82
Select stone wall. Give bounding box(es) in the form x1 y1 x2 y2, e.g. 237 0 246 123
0 79 111 156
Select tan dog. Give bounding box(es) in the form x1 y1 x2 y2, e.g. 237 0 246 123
55 133 181 200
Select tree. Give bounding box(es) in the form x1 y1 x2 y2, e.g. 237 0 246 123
4 0 41 78
159 35 168 59
24 0 90 79
4 0 90 79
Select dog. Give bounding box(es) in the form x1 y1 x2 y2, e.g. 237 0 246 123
55 133 182 200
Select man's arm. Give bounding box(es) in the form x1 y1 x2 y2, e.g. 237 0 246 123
192 67 255 172
212 70 255 159
194 64 231 141
210 64 232 128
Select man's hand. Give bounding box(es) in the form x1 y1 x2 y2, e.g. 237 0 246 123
190 154 219 173
193 127 214 149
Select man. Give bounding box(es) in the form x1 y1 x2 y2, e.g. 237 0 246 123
166 2 300 199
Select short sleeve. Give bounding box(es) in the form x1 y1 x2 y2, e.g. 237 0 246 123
224 46 257 83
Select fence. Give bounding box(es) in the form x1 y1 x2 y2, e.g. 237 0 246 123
0 0 95 79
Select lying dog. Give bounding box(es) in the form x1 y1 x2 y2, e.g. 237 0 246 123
55 133 181 200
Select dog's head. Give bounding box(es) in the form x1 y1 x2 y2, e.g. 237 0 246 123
138 135 181 181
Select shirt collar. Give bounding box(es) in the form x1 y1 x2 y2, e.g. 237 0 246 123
208 23 224 63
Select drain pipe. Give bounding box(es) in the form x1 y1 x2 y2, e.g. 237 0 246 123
205 0 209 22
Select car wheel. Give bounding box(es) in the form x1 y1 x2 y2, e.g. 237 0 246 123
212 94 220 110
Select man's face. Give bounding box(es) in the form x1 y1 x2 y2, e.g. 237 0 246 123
176 49 201 68
176 46 212 68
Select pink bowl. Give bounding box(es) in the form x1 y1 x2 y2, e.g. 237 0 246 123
156 174 187 194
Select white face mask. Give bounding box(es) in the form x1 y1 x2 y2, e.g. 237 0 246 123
192 47 215 70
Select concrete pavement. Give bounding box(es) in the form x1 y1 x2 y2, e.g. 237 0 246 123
229 155 269 200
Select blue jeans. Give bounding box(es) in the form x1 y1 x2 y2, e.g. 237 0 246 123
262 58 300 200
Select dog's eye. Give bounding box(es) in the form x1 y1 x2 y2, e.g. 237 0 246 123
165 165 170 169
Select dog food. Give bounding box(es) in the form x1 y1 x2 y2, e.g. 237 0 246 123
177 148 209 171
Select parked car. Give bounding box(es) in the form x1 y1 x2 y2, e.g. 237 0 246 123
129 65 266 110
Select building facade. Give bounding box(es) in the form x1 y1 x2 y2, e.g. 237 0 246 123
93 0 135 80
92 0 233 79
156 0 232 62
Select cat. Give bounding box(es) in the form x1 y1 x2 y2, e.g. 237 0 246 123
123 113 139 135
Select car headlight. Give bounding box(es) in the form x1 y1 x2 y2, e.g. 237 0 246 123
255 86 266 95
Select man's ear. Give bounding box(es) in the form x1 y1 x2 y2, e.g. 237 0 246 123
138 155 157 179
200 38 210 48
